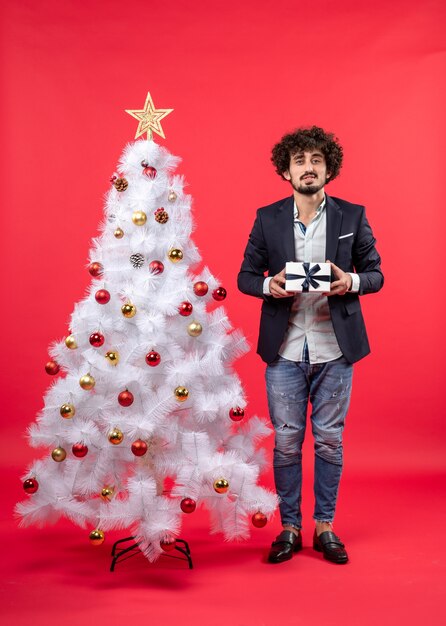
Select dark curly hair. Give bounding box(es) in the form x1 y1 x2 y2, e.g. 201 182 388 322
271 126 343 182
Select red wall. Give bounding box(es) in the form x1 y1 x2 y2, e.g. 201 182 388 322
1 0 445 473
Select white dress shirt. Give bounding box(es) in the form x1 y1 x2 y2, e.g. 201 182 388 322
263 197 360 364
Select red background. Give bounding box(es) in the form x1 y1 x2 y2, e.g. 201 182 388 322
1 1 445 625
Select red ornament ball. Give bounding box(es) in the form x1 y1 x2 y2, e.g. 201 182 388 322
252 512 268 528
88 262 103 278
212 287 227 301
180 498 197 514
149 260 164 275
160 537 176 552
145 351 161 367
118 390 134 407
193 281 208 297
229 407 245 422
89 332 105 348
23 478 39 494
45 360 60 375
72 443 88 458
95 289 110 305
131 439 148 456
143 166 157 179
178 301 193 316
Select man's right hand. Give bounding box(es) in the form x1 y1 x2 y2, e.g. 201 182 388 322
269 268 293 298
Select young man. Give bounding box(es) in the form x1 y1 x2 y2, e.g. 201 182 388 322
237 126 383 564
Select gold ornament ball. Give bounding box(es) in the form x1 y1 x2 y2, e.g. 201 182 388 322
65 335 77 350
60 403 75 419
121 303 137 318
213 478 230 494
168 190 177 202
132 210 147 226
168 248 183 263
174 386 189 402
187 321 202 337
79 373 95 390
100 486 114 501
114 227 124 239
89 529 105 546
105 350 120 366
108 428 124 445
51 447 67 462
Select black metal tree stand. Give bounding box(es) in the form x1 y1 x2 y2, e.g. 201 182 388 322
110 536 193 572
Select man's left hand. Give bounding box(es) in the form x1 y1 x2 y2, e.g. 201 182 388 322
324 260 352 296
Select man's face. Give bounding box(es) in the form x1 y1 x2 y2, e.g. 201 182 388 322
283 149 330 195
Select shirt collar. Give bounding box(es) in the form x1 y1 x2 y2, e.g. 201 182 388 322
294 194 326 221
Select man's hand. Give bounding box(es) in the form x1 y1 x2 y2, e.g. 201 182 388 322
324 260 352 296
269 268 293 298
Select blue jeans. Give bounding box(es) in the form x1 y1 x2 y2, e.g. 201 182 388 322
265 355 353 529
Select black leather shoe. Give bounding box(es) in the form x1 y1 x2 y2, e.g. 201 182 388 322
313 529 348 564
268 530 302 563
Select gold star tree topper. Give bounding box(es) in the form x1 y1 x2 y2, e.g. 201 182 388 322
125 92 173 140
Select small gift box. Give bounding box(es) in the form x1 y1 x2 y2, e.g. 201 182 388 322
285 262 332 292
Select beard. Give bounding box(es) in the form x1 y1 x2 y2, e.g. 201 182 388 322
291 177 326 196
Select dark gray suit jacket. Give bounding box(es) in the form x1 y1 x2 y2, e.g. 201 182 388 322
237 194 384 364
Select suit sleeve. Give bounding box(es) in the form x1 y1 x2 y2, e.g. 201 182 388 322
353 208 384 295
237 210 270 299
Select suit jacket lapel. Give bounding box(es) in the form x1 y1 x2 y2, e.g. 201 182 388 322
325 195 343 262
276 196 295 261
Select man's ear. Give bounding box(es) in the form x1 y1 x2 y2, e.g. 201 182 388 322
326 172 332 181
283 170 291 181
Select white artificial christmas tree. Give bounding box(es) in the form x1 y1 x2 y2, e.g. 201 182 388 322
17 92 276 563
